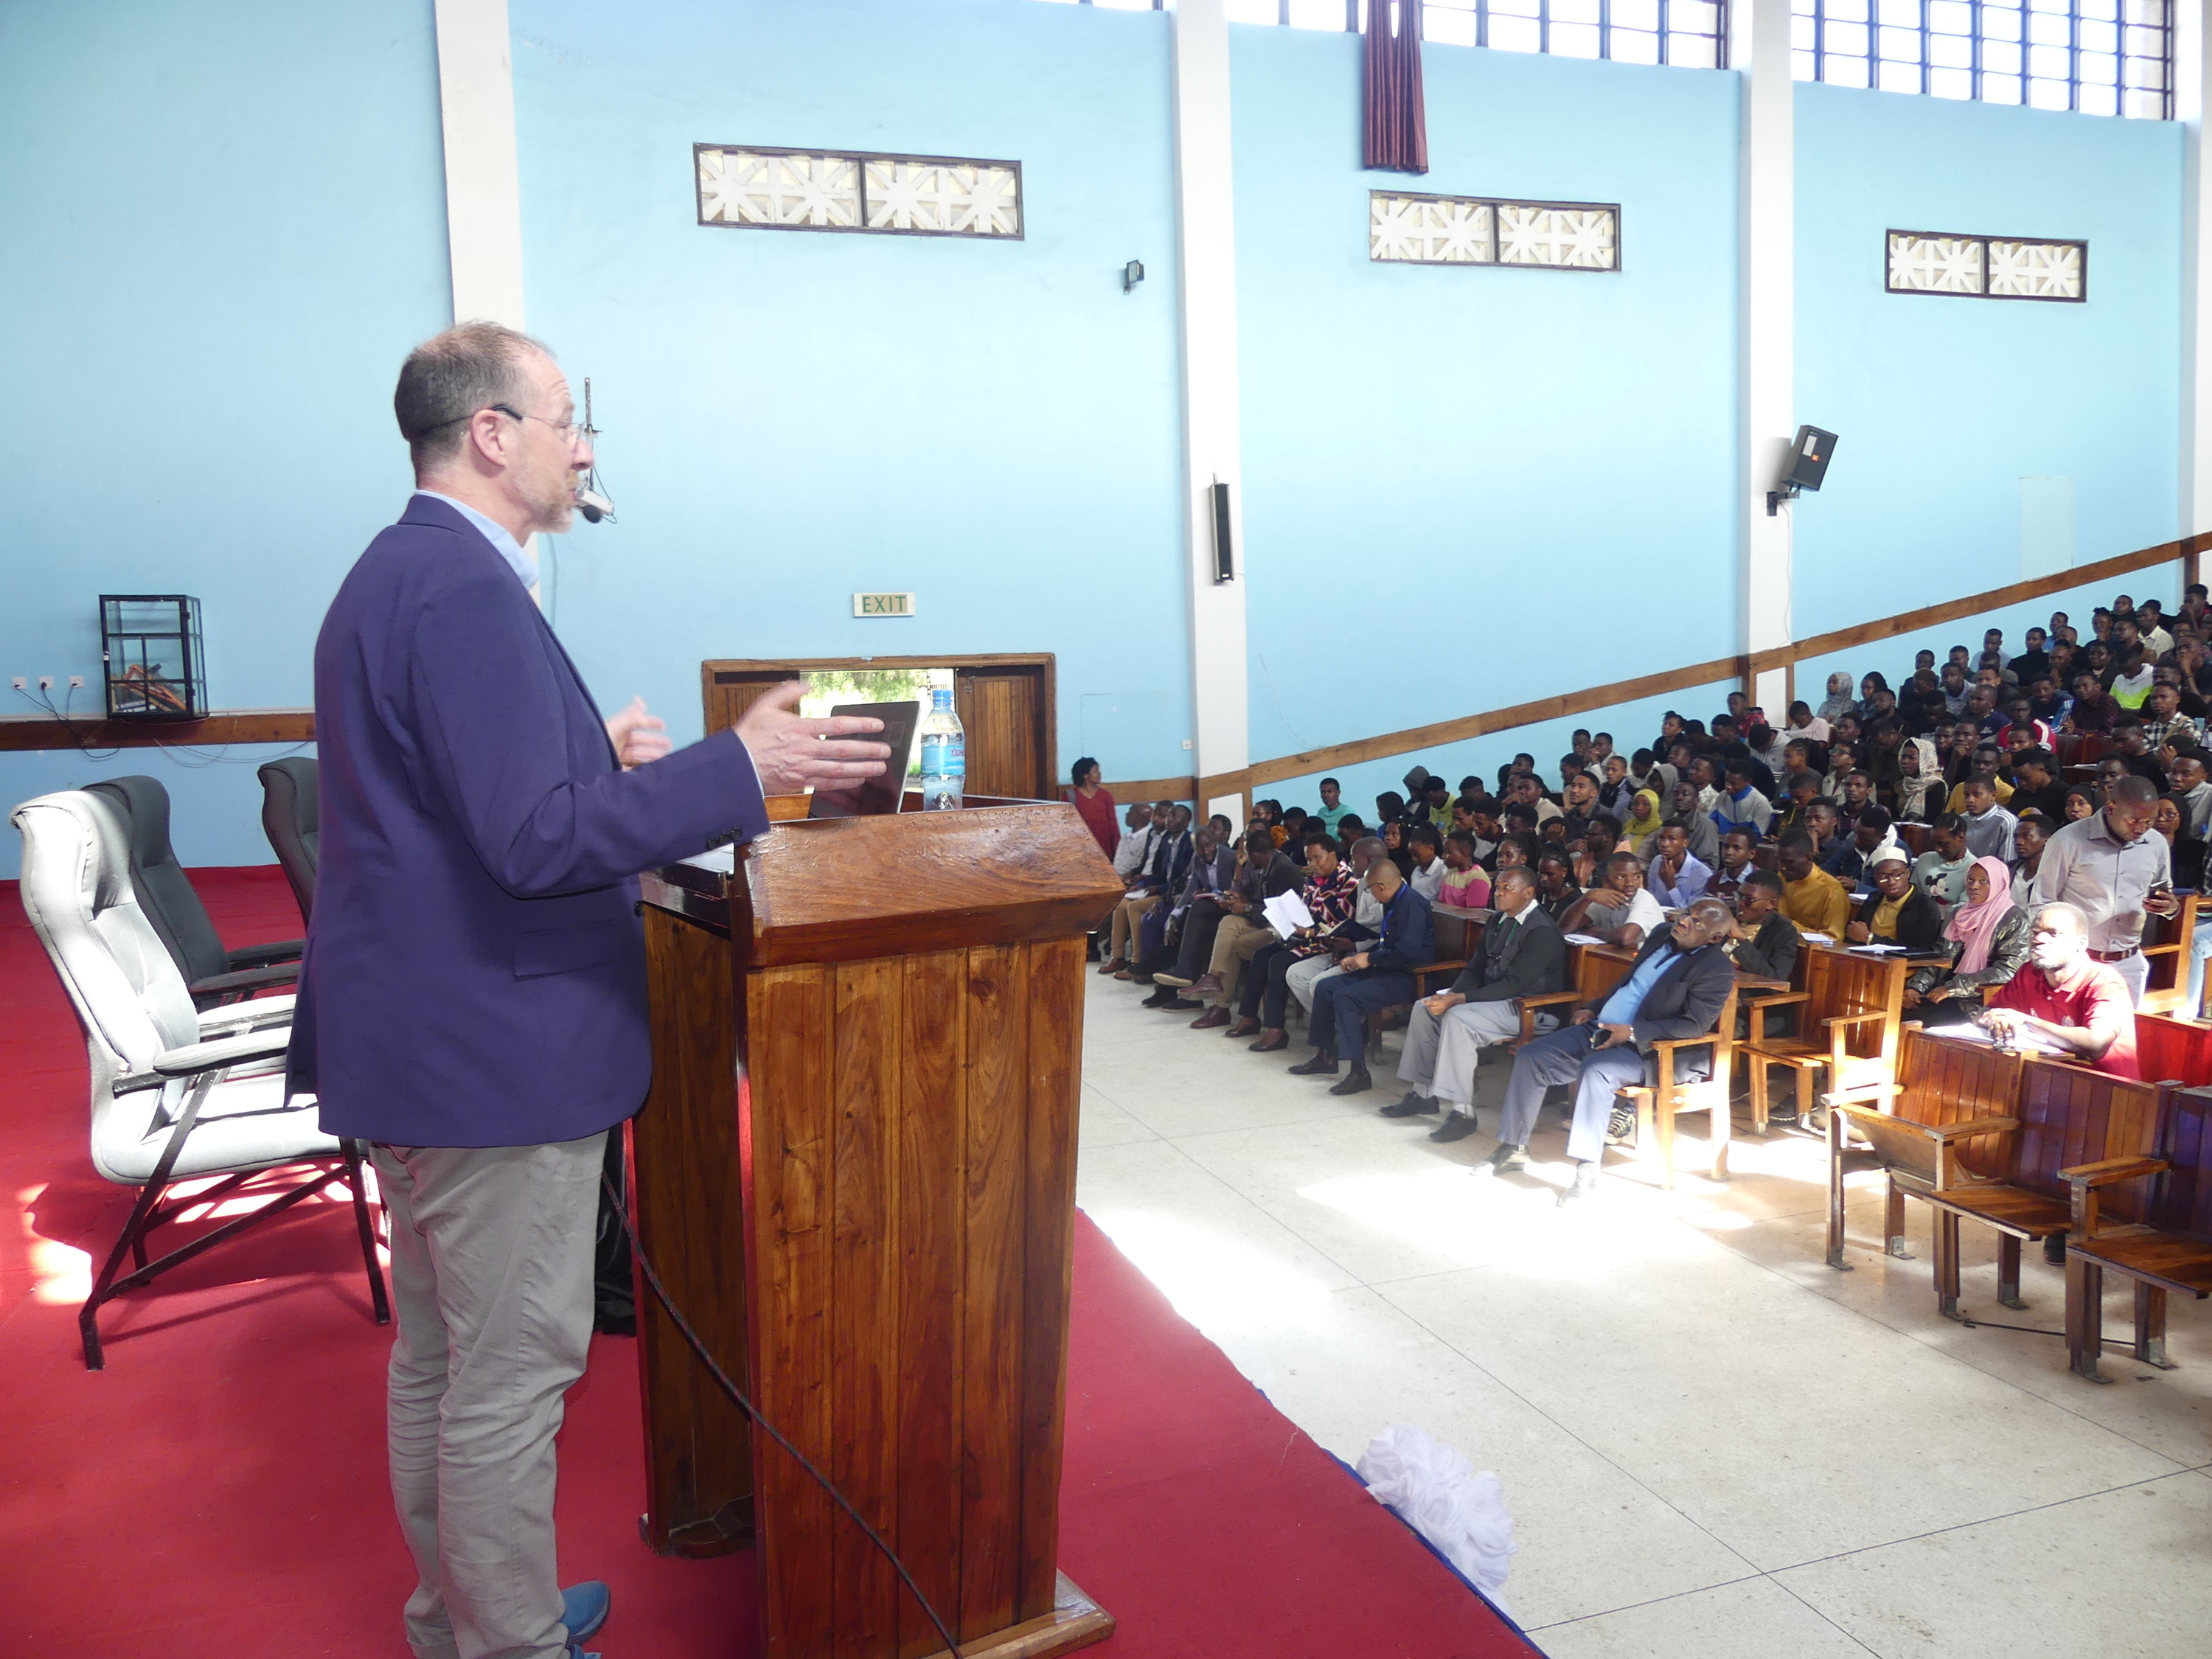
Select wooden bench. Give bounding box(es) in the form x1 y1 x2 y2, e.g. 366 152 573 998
1615 983 1742 1186
2137 1010 2212 1088
1832 1034 2164 1318
2064 1085 2212 1380
1740 946 1910 1133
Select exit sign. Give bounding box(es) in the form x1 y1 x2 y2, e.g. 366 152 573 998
853 591 915 618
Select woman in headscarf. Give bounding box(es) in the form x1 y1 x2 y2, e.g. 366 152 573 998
1817 671 1857 723
1895 735 1944 821
1621 787 1666 858
1901 855 2030 1023
2062 784 2101 824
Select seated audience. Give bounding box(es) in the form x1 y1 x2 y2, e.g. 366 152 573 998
1722 870 1801 984
2011 811 2055 908
1313 776 1353 832
1111 799 1163 883
2153 793 2205 890
1534 851 1581 921
1180 827 1303 1023
1406 824 1447 900
1381 818 1413 877
1983 902 2140 1078
1848 852 1947 951
1895 735 1944 821
2061 783 2101 823
2007 749 2066 821
1481 899 1736 1201
1385 866 1568 1142
1232 832 1361 1049
1912 814 1973 913
1559 851 1666 950
1712 757 1775 838
1288 857 1436 1094
1775 827 1851 938
1646 821 1712 908
1903 854 2031 1022
1957 775 2019 860
1134 818 1238 984
1661 779 1722 865
1620 787 1665 858
1822 803 1897 885
1433 831 1492 910
1710 827 1760 902
1101 804 1192 973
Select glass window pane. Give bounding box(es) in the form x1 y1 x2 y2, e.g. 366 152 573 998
2125 55 2169 87
1983 70 2025 100
1877 0 1921 24
1615 0 1660 29
1425 7 1478 43
1669 30 1721 63
1829 19 1870 55
2080 0 2120 18
1983 38 2023 72
1928 0 1974 31
1828 52 1874 83
2079 80 2119 112
1793 14 1817 46
1554 0 1600 25
1613 27 1663 60
1675 0 1723 30
1878 23 1922 58
2081 48 2119 82
1224 0 1279 22
2124 0 2168 24
1879 58 1924 88
1492 0 1540 18
2028 74 2073 105
1793 46 1819 76
1982 5 2023 39
1287 0 1348 27
1930 32 1972 65
1490 14 1543 49
1827 0 1869 21
2028 41 2073 74
2124 85 2168 115
2080 18 2118 50
1930 63 1975 96
1093 0 1158 10
1553 20 1603 54
2028 12 2071 44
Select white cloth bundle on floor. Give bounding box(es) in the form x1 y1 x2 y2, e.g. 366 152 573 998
1355 1423 1517 1607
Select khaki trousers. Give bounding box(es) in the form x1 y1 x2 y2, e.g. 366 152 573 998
1208 916 1275 1006
1109 893 1159 959
372 1132 607 1659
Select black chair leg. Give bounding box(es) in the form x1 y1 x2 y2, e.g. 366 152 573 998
341 1141 391 1326
80 1173 172 1371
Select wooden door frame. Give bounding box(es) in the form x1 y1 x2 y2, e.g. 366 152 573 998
701 653 1057 796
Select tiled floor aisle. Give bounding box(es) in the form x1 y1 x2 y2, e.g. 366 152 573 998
1072 975 2212 1658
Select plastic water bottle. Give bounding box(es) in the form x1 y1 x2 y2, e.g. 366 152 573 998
919 687 965 810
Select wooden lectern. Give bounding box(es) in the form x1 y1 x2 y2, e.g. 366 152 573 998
630 795 1124 1659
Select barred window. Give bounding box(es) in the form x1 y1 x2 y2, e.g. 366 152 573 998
1790 0 2172 117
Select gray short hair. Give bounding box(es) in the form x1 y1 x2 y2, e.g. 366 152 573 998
2035 901 2090 934
394 321 552 472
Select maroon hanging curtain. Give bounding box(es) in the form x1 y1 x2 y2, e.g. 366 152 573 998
1363 0 1428 174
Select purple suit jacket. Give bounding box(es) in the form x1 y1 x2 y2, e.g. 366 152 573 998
291 495 768 1147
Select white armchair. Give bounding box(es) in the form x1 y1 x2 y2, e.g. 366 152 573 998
10 789 387 1368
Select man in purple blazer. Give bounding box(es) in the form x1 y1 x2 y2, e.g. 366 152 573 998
296 322 887 1659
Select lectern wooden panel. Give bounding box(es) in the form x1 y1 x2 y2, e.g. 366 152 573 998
633 799 1122 1659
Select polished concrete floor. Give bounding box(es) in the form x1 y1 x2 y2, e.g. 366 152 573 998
1072 974 2212 1658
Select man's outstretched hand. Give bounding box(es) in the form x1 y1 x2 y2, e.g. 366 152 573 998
734 679 892 794
605 696 672 769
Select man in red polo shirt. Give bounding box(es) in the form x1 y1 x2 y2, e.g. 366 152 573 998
1983 901 2139 1079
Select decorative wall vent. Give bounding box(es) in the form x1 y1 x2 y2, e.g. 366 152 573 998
695 145 1023 240
1886 230 2086 302
1369 191 1621 271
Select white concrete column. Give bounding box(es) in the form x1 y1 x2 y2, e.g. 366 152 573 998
1736 0 1795 715
1170 0 1252 819
434 0 526 327
2180 0 2212 560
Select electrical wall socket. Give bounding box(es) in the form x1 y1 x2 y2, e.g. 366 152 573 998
9 677 23 692
69 675 85 689
37 675 53 692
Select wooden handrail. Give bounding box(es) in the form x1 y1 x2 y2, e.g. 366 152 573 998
0 707 316 753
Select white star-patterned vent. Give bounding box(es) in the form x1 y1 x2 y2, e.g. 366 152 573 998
1887 230 2087 304
697 146 1022 241
863 161 1022 237
1987 240 2084 300
1369 192 1618 272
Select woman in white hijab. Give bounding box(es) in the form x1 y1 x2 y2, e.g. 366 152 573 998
1895 735 1944 821
1817 671 1857 723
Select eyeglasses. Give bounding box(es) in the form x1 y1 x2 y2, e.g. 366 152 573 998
490 404 593 446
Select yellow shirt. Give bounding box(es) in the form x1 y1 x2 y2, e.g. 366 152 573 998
1944 776 2016 814
1869 894 1905 942
1780 867 1852 938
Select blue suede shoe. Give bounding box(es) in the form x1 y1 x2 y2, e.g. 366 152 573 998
561 1580 611 1644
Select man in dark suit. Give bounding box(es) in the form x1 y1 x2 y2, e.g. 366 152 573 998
296 322 888 1659
1482 898 1736 1201
1383 866 1567 1142
1289 856 1435 1096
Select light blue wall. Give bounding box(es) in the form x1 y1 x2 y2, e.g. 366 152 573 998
510 0 1189 784
1231 29 1743 808
0 0 450 877
1792 83 2184 641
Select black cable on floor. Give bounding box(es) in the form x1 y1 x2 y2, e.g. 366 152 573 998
599 1172 964 1659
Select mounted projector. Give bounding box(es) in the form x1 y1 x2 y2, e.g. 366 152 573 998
1767 425 1837 516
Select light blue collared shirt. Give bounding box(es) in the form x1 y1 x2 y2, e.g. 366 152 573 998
413 490 537 590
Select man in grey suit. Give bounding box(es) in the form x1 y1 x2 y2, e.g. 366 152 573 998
1382 866 1567 1143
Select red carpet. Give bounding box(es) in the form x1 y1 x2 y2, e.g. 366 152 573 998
0 866 1534 1659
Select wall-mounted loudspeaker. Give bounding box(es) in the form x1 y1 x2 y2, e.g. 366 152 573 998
1768 425 1838 515
1210 480 1234 583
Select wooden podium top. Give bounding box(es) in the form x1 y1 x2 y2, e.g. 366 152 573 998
639 797 1124 968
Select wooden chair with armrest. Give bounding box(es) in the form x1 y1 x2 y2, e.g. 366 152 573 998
1739 947 1910 1133
2135 893 2200 1017
1614 982 1742 1186
1832 1037 2166 1318
2062 1085 2212 1380
1512 942 1635 1044
1360 908 1483 1059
